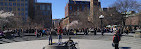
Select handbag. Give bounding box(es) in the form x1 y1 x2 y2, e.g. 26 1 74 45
112 43 115 47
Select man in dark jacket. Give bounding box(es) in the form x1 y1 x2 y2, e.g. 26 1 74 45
94 28 97 35
113 33 120 49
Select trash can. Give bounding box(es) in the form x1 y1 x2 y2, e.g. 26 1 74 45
134 29 141 38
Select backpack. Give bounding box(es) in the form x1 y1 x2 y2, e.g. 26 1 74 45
113 36 119 43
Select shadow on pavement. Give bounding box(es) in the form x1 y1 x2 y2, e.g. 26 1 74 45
120 47 131 49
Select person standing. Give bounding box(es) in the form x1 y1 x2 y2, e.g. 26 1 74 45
113 33 120 49
73 29 77 35
18 28 21 37
48 31 52 45
84 28 87 35
94 27 97 35
101 27 105 36
57 25 63 45
0 27 4 38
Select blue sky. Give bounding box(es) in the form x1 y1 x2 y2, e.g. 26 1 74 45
37 0 141 19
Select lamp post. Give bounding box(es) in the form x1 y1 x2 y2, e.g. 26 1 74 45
121 11 131 34
99 15 104 29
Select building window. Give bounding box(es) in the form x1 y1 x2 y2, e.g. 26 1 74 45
25 3 28 6
77 6 79 11
0 0 4 1
17 3 20 6
21 13 24 16
25 8 28 11
82 5 85 10
5 3 8 6
42 11 46 16
40 5 45 10
18 8 20 11
9 0 16 1
4 0 8 1
13 7 16 11
25 13 28 16
25 0 27 1
13 3 16 6
0 2 4 6
47 5 50 10
94 3 97 5
9 7 12 11
9 2 12 6
87 5 90 9
18 13 20 16
21 0 24 2
21 8 24 11
70 6 72 10
17 0 20 2
21 3 24 6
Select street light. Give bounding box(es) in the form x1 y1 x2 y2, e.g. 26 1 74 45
121 11 132 34
99 15 104 29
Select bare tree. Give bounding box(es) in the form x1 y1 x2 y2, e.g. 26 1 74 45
102 8 123 25
112 0 141 13
66 8 94 29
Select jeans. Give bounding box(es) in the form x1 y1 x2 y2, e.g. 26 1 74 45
115 43 119 49
49 36 52 45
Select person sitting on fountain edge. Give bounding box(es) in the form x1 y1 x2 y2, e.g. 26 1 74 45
64 37 75 47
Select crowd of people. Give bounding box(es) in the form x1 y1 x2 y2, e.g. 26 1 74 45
0 26 141 49
0 26 140 39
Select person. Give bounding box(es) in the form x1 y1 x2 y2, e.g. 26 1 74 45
18 28 21 37
94 27 97 35
42 29 46 37
35 29 38 37
58 25 63 45
73 29 77 35
84 28 87 35
113 33 120 49
48 31 52 45
64 37 74 46
102 27 106 36
125 27 129 35
0 27 4 38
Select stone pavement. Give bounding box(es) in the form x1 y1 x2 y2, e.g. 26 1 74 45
0 38 140 49
0 33 140 49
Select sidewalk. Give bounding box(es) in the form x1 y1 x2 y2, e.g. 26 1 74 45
0 38 140 49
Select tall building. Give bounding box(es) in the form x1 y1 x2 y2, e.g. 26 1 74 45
88 0 101 27
28 0 36 19
35 3 52 28
63 0 90 28
0 0 29 21
65 0 90 17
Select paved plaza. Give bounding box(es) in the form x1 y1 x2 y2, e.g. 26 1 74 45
0 33 141 49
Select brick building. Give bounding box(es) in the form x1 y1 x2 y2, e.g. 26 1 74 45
88 0 101 27
126 14 141 26
52 19 61 28
63 0 92 28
